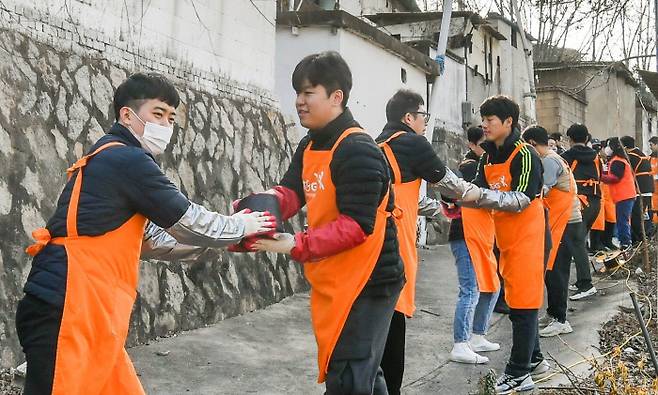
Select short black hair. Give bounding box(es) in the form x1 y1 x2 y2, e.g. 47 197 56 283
522 125 549 146
620 135 635 149
566 123 589 143
549 132 563 141
466 126 484 144
608 137 626 157
292 51 352 108
386 89 424 122
479 95 519 128
649 136 658 144
113 72 180 120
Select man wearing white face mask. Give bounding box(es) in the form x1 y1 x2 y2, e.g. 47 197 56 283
17 73 275 395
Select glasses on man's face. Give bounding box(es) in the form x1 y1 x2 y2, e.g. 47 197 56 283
410 112 431 123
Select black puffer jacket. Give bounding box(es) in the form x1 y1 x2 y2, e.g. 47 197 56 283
280 109 404 296
375 121 447 183
562 145 602 198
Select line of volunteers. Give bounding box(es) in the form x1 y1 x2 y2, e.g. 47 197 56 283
16 51 658 395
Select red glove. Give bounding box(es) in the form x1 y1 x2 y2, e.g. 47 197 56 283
226 207 277 252
441 202 461 220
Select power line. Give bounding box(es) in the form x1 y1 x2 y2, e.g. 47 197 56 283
249 0 275 27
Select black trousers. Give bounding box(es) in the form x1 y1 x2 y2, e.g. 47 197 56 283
581 196 601 232
15 293 63 395
326 285 401 395
631 196 654 243
545 222 589 321
505 309 543 377
380 311 406 395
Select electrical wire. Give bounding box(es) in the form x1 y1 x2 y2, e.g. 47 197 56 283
535 241 656 389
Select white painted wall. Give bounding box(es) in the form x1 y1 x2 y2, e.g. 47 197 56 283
340 0 406 15
275 25 429 140
9 0 277 92
490 19 535 123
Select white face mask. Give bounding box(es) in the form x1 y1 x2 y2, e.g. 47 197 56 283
126 108 174 155
604 146 613 157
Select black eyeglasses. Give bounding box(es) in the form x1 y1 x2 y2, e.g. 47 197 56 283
410 111 431 123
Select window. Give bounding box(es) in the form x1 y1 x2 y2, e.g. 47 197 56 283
511 26 518 48
401 68 407 83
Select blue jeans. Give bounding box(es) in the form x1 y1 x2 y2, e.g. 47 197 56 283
615 198 634 246
450 239 500 343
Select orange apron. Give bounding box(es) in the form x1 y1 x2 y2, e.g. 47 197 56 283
461 207 498 292
26 142 147 395
544 159 577 271
651 156 658 224
569 158 602 226
484 143 545 309
379 131 421 317
601 183 616 223
302 127 391 383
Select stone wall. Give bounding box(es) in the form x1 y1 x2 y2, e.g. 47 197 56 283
0 9 306 368
426 125 468 245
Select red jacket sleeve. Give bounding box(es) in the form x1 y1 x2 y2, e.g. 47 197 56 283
290 214 367 262
271 185 302 220
600 172 621 184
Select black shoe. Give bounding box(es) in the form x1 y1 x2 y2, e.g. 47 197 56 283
495 373 535 394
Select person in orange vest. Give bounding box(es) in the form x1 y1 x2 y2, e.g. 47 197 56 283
16 73 274 395
595 143 618 250
467 96 549 394
372 91 499 392
600 137 637 249
247 52 482 394
561 124 601 290
446 126 501 365
522 126 593 339
620 136 655 241
649 136 658 224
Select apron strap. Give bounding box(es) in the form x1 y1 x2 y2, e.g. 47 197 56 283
378 131 406 184
65 142 126 238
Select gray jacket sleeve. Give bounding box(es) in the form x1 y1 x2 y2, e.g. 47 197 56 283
433 168 482 201
462 189 532 212
141 221 210 261
165 202 246 248
417 195 441 217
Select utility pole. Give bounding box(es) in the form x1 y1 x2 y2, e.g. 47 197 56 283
655 0 658 71
418 0 453 246
511 0 536 123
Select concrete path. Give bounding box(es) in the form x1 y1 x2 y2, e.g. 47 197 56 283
130 245 630 394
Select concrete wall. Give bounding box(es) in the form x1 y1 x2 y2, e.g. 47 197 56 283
536 90 586 135
0 1 308 368
635 105 657 153
9 0 277 95
490 19 535 124
536 67 637 141
584 73 636 141
275 25 429 140
382 16 534 123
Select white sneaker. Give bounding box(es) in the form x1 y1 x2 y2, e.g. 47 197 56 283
450 342 489 364
538 314 554 328
530 359 551 378
495 373 535 394
469 334 500 352
568 284 578 291
570 286 597 301
539 319 573 337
